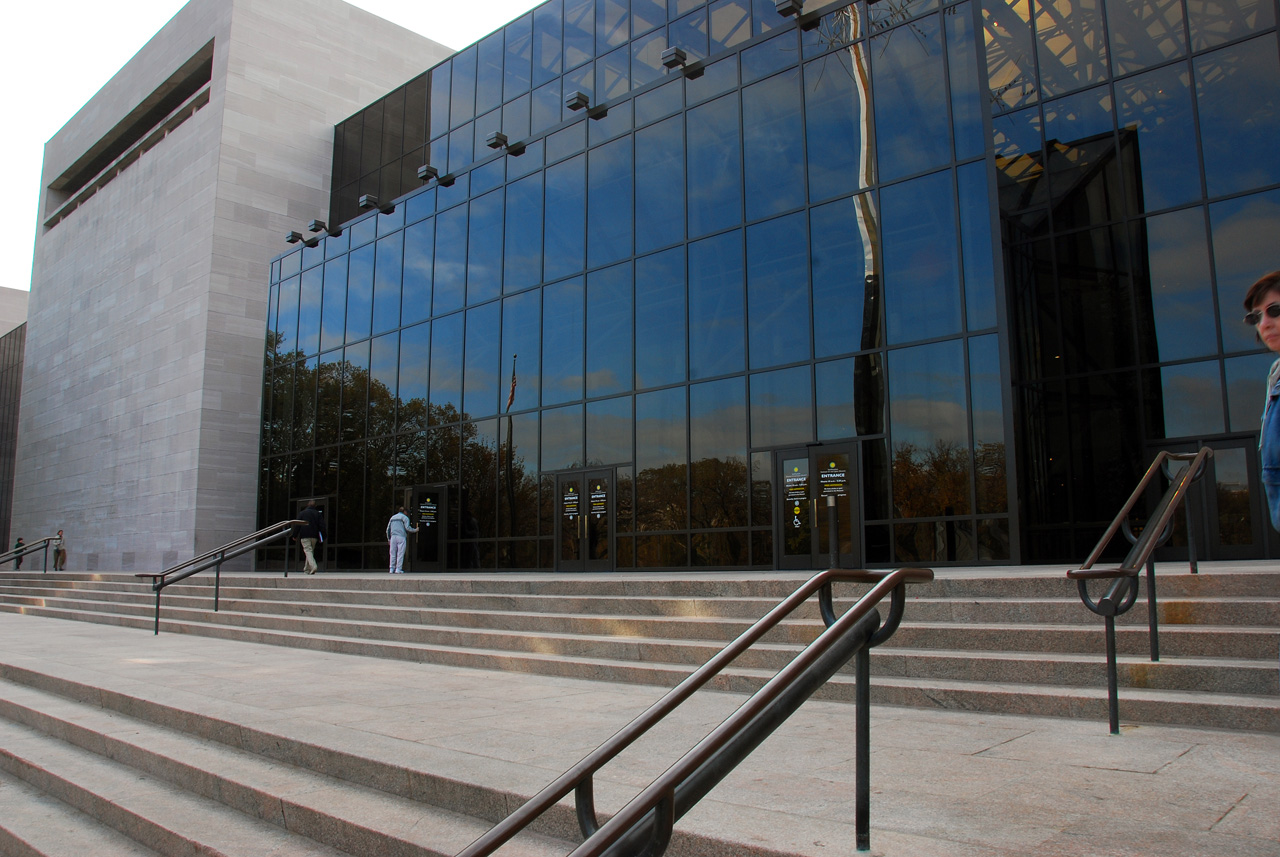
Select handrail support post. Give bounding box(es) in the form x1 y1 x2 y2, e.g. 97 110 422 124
855 642 871 852
214 551 224 612
1145 558 1159 662
1105 614 1120 735
153 589 161 635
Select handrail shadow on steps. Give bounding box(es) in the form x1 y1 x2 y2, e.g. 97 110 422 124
0 536 57 573
456 566 934 857
134 520 305 635
1067 448 1213 733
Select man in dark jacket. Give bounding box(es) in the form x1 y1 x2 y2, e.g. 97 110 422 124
296 500 325 574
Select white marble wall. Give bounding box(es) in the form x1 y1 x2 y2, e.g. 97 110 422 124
15 0 451 570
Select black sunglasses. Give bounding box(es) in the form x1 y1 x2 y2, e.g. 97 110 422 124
1244 303 1280 325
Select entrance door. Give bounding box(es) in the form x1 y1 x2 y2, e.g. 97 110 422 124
410 484 450 572
1155 438 1267 561
776 445 860 570
556 470 613 571
292 496 332 570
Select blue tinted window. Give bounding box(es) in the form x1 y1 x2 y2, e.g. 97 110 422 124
543 277 585 405
502 290 542 408
636 386 688 528
690 376 748 528
743 69 804 221
468 190 504 305
872 13 949 182
957 163 997 331
1157 361 1224 437
1211 188 1280 354
750 366 813 448
505 173 544 292
587 263 633 397
320 257 348 353
588 136 633 267
670 8 710 60
433 205 467 316
635 115 685 253
804 50 873 203
887 339 970 514
477 32 504 115
450 46 477 129
1195 36 1280 199
464 302 501 417
429 312 464 418
747 212 810 369
298 266 323 357
969 335 1006 513
1115 64 1199 212
811 194 881 358
711 0 752 52
544 155 587 281
635 248 687 388
1144 207 1215 362
946 3 984 161
277 275 299 355
883 171 961 344
687 93 742 237
399 322 430 416
402 219 433 328
599 0 630 51
565 0 596 69
505 15 534 101
534 0 565 86
689 231 745 379
372 232 403 335
587 395 633 467
345 244 374 342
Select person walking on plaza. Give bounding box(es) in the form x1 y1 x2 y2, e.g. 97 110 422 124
386 506 417 574
1247 270 1280 531
52 530 66 571
295 500 325 574
12 537 23 570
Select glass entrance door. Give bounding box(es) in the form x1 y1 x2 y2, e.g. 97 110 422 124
556 470 614 571
776 445 860 570
410 483 449 572
1156 439 1267 561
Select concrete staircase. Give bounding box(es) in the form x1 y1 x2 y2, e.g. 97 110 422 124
0 567 1276 733
0 566 1277 856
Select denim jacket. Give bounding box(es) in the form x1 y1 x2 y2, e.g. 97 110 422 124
1261 358 1280 531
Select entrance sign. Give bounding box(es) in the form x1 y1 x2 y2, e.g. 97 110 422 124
590 482 608 518
418 495 438 527
819 458 849 497
563 486 580 519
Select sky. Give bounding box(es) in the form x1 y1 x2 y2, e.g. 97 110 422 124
0 0 544 293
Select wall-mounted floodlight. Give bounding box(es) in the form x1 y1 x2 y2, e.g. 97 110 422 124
285 230 320 248
358 194 395 215
417 164 439 182
565 91 590 112
308 219 341 238
775 0 802 16
486 131 509 149
661 47 687 70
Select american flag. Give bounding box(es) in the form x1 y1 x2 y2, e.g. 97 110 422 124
506 356 517 411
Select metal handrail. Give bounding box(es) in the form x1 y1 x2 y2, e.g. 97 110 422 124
135 520 304 635
457 566 933 857
1068 448 1213 733
0 536 56 573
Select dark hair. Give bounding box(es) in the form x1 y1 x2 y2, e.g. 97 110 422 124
1243 270 1280 310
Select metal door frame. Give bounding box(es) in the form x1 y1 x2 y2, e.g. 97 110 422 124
554 469 615 572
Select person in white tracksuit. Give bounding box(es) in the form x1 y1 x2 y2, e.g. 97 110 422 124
386 506 418 574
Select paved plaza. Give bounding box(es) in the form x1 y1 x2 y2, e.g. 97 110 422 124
0 606 1277 856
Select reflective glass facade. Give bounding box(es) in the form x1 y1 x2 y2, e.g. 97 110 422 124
262 0 1280 569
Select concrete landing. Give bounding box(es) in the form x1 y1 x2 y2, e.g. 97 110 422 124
0 609 1276 857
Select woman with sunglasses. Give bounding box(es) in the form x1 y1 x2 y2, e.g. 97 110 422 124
1244 270 1280 530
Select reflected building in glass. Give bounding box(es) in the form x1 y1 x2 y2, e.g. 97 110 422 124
261 0 1280 569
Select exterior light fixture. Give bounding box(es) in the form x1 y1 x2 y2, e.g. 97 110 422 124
308 219 341 237
437 173 456 187
417 164 439 182
358 194 395 215
565 91 590 112
285 230 320 248
661 47 687 70
775 0 802 16
486 131 509 149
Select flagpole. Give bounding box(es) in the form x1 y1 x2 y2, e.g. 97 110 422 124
505 354 517 548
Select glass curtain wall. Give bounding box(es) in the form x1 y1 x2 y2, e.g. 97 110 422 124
264 0 1017 570
988 0 1280 560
